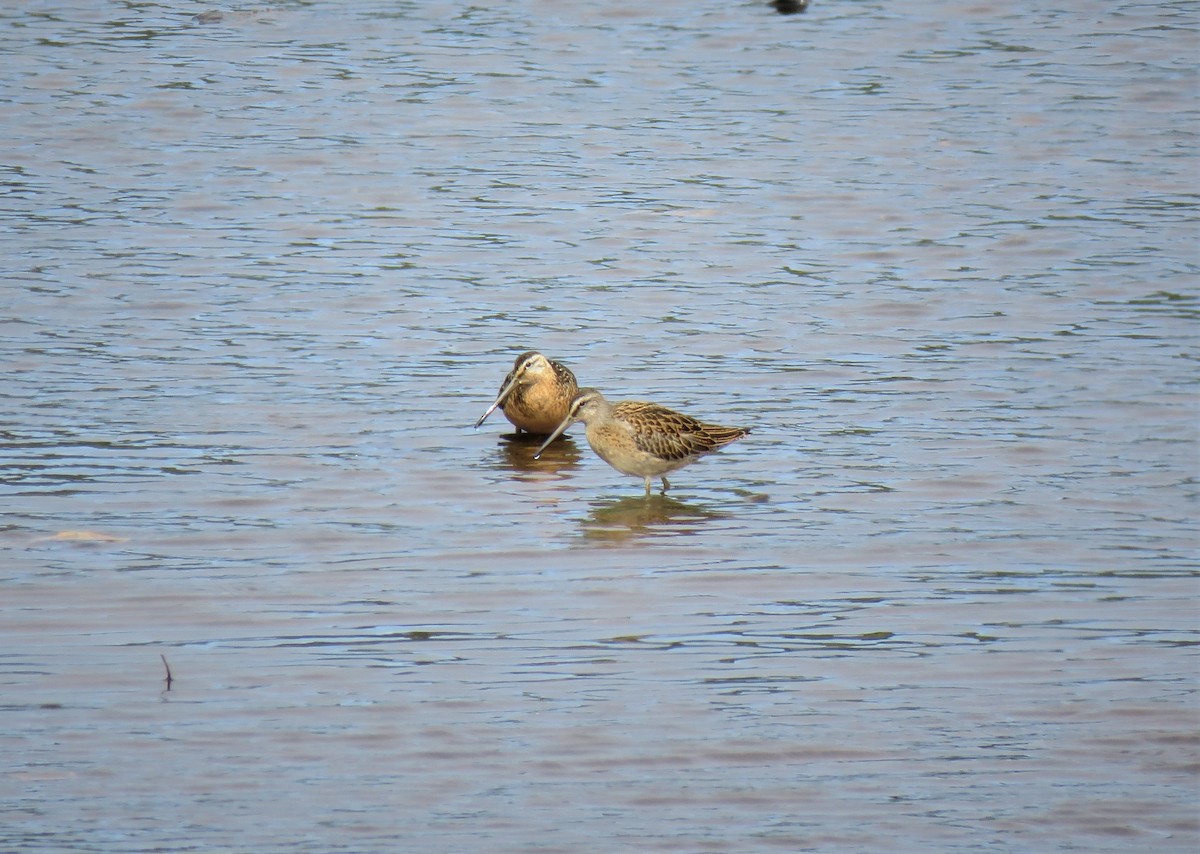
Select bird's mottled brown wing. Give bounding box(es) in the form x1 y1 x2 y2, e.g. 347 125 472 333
698 423 751 449
615 401 747 462
551 359 579 391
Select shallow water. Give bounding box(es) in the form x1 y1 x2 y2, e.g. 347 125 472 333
1 0 1197 851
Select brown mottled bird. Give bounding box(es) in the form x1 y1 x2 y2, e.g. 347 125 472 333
475 352 579 436
536 388 750 494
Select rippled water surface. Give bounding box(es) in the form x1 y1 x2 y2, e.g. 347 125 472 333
2 0 1197 851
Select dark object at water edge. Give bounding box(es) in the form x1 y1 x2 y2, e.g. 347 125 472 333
772 0 810 14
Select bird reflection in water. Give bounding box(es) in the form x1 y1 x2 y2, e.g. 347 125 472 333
581 494 725 542
493 432 584 475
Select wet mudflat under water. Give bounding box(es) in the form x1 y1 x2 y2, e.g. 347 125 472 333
1 0 1197 851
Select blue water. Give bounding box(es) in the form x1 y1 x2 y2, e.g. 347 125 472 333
1 1 1196 851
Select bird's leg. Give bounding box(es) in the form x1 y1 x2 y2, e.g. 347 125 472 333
661 476 671 494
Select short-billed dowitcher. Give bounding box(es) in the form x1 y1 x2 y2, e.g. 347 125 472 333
474 351 579 436
534 388 750 494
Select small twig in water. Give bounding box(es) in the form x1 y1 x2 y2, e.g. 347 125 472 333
160 654 174 691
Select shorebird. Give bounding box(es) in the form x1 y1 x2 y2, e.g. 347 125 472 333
535 388 750 494
474 351 579 436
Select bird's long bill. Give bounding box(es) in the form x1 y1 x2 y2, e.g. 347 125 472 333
533 416 573 458
473 374 520 428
